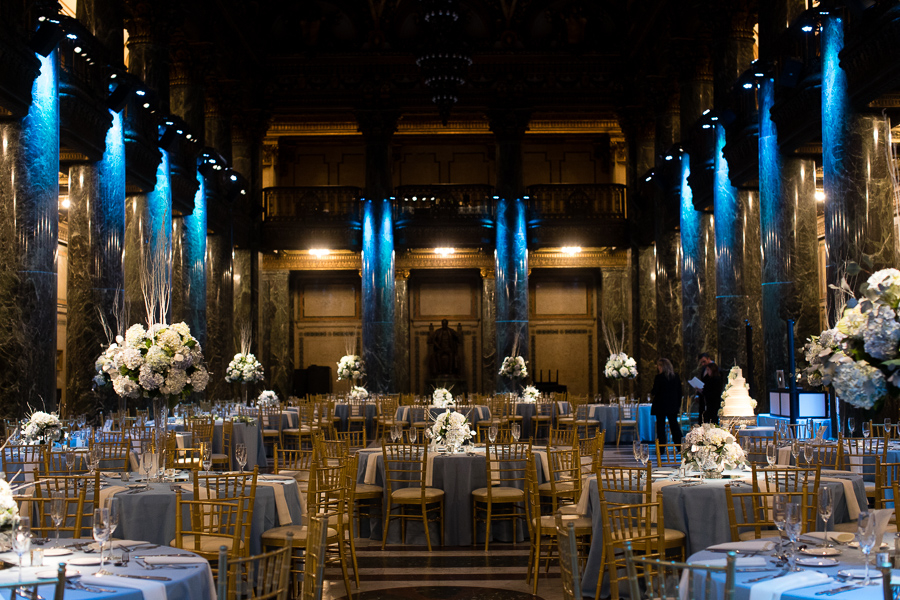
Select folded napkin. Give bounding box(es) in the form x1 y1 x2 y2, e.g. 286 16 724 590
868 507 894 548
679 557 767 600
707 540 775 552
363 452 380 485
819 477 861 520
142 555 207 564
801 531 854 544
257 479 293 525
81 572 167 600
530 450 552 482
98 486 128 510
748 570 831 600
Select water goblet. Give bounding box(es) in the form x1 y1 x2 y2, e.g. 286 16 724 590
632 440 642 464
639 443 650 468
773 493 788 548
65 450 76 473
235 443 247 474
784 502 802 570
201 443 212 474
790 439 800 465
803 441 814 465
106 497 120 540
818 486 833 548
50 493 65 547
848 417 856 437
863 421 871 439
140 451 153 487
488 424 498 444
511 423 521 442
93 508 110 569
766 442 776 467
857 511 877 586
409 427 418 444
13 517 31 582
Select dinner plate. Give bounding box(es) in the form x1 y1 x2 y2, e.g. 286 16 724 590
36 568 80 579
43 548 72 557
67 557 101 566
839 568 883 579
650 473 671 478
127 483 145 489
795 557 839 567
800 547 841 557
847 541 889 550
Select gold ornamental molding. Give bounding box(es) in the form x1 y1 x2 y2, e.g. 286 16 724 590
530 248 628 269
262 249 361 271
397 248 493 271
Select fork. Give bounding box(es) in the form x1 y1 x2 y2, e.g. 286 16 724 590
136 558 199 570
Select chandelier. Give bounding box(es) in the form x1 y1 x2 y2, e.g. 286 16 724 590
416 0 472 126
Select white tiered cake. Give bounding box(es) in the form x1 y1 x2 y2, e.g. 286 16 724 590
720 367 757 417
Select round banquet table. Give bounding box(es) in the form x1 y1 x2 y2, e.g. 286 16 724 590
333 403 378 439
580 405 643 444
355 445 548 546
96 473 302 555
578 470 867 598
394 406 490 430
162 419 266 470
685 539 900 600
0 539 215 600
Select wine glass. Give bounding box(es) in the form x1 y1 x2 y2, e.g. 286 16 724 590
856 511 877 586
639 443 650 468
784 502 802 571
89 447 101 477
65 450 76 473
511 423 521 442
632 440 642 464
50 493 65 548
818 486 833 548
773 493 788 548
848 417 856 437
409 427 418 444
803 441 814 465
766 442 776 467
92 508 110 569
140 451 153 487
863 421 871 439
790 439 800 465
488 424 498 444
885 418 892 440
106 497 120 541
235 443 247 474
13 517 31 582
425 428 434 450
201 443 212 474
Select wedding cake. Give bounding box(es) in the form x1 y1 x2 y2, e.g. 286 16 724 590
720 366 757 418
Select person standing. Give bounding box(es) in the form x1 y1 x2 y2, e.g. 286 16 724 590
650 358 682 444
697 353 724 424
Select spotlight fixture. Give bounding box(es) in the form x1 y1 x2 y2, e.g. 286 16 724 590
561 247 582 256
801 25 814 32
815 190 825 202
107 79 136 112
30 22 66 56
60 196 70 209
434 247 455 257
309 249 331 257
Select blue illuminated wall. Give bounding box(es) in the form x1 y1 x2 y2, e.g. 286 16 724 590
495 197 529 392
362 197 395 392
183 172 207 347
98 109 126 290
147 148 173 322
679 153 703 368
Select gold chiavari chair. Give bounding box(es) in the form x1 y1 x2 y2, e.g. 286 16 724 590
381 441 444 551
654 442 682 468
624 541 737 600
32 472 100 539
472 440 530 551
600 497 665 600
217 532 293 600
300 513 329 600
724 483 782 541
556 512 584 600
739 433 777 467
615 400 639 447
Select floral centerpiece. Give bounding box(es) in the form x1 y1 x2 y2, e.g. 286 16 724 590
232 415 256 425
349 386 368 400
337 355 365 382
430 410 476 453
604 352 638 380
225 353 264 384
256 390 279 408
498 356 528 379
0 479 19 532
432 387 454 408
682 424 747 475
804 268 900 411
521 385 540 403
96 322 209 406
21 410 63 445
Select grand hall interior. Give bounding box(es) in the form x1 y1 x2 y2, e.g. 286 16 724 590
2 0 900 599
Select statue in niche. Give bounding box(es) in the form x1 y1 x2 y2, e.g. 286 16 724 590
428 319 463 377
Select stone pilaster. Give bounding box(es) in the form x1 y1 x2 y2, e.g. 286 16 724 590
205 228 233 401
124 0 171 113
601 265 634 398
394 270 410 393
481 268 497 395
637 247 658 399
260 270 291 399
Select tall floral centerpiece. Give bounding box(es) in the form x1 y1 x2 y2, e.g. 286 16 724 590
804 268 900 412
20 410 63 445
226 353 264 404
432 387 454 408
0 479 19 549
499 356 528 380
602 320 637 399
337 355 365 383
430 410 476 453
256 390 279 408
349 386 368 401
682 424 747 477
521 385 540 403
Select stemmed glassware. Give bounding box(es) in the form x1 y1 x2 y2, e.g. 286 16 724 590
140 450 154 487
784 502 802 571
106 497 120 541
12 517 31 582
885 418 892 441
639 443 650 468
488 424 498 444
511 423 521 442
863 421 871 439
89 447 101 479
766 442 776 467
818 486 833 548
848 417 856 437
803 441 814 466
50 493 65 547
408 427 418 444
65 450 76 473
773 493 787 550
425 428 434 451
856 511 877 586
790 439 800 465
93 508 110 569
633 440 642 464
201 443 212 474
235 443 247 474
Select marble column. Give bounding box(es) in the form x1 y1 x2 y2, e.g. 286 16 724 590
260 270 291 399
481 269 497 395
821 15 898 322
637 246 658 399
123 193 148 326
358 110 397 393
759 78 819 397
205 94 231 164
147 150 172 323
171 217 185 323
394 271 410 393
183 173 207 348
206 228 233 401
0 52 59 416
601 266 634 398
66 109 125 417
124 0 170 112
714 125 764 397
232 249 253 353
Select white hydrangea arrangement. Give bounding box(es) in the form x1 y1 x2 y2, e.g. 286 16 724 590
432 387 454 408
431 410 475 451
804 268 900 411
604 352 638 380
521 385 540 403
498 356 528 379
225 353 264 384
256 390 279 408
95 322 209 403
719 367 757 416
349 386 368 400
682 423 747 472
0 479 19 531
21 410 63 445
337 355 365 381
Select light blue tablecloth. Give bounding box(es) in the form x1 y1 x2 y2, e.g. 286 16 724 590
334 403 378 439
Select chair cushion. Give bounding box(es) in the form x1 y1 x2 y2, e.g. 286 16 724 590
262 429 281 436
558 504 581 515
391 487 445 501
261 525 339 546
537 514 592 531
471 486 526 501
617 420 637 426
276 469 309 482
172 535 243 553
210 453 228 461
537 481 576 493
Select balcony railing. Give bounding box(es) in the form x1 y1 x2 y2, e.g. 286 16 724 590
394 185 495 220
527 184 626 219
263 186 361 221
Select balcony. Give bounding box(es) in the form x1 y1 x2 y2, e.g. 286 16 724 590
527 184 628 247
394 185 494 248
261 186 361 250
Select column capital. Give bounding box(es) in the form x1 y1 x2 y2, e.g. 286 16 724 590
479 267 495 279
487 109 532 143
395 269 410 280
355 109 399 142
123 0 174 45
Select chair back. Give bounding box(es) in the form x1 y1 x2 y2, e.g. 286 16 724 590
335 429 367 453
546 447 582 512
600 499 665 600
301 512 329 600
89 438 131 472
381 442 428 498
579 432 605 474
724 484 780 541
751 464 819 532
738 433 776 466
219 531 293 600
624 541 737 600
32 472 99 538
876 461 900 509
485 441 530 491
42 448 88 475
273 445 316 482
803 441 842 470
655 442 682 468
556 512 583 600
548 427 575 448
2 444 45 482
596 464 651 503
844 436 886 476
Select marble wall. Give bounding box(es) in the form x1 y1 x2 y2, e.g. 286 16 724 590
600 267 634 398
481 273 497 395
260 270 291 398
361 198 395 393
232 248 253 353
205 231 234 400
183 174 207 349
495 198 529 392
636 246 658 399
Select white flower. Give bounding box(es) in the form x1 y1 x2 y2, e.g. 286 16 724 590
521 386 540 402
349 386 368 400
257 390 280 407
125 324 147 347
432 388 454 407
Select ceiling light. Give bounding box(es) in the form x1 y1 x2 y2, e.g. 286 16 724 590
309 248 330 257
61 197 70 209
801 25 814 32
561 246 581 256
815 190 825 202
434 248 455 257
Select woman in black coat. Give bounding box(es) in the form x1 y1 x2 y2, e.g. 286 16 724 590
651 358 683 444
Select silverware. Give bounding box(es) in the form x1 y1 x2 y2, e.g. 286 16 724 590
134 554 194 558
745 569 788 583
735 567 777 573
815 584 861 595
67 581 117 593
96 570 171 581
